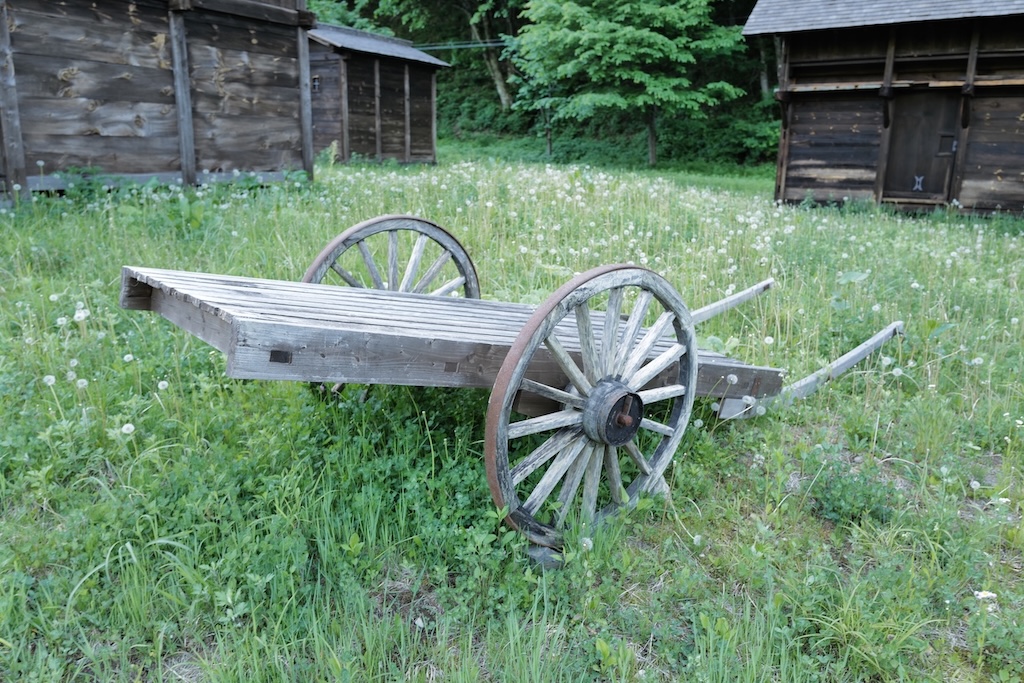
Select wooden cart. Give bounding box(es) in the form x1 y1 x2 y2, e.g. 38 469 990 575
121 215 901 550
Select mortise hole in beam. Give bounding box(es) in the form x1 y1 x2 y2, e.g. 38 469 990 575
269 350 292 364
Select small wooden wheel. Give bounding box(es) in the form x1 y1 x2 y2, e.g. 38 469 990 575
302 215 480 298
485 265 697 549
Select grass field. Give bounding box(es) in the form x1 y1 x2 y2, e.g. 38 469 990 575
1 157 1023 681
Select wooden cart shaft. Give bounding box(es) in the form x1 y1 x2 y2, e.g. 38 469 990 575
121 266 784 399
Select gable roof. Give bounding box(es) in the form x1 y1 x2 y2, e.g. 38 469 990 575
743 0 1024 35
309 24 449 67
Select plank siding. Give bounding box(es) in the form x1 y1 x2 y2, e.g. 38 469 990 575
409 65 434 161
346 55 378 158
782 95 883 201
378 58 406 159
753 8 1024 212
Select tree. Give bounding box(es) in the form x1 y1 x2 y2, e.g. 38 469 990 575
307 0 382 32
372 0 525 110
513 0 744 165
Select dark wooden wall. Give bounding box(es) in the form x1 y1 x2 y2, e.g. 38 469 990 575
310 47 439 164
0 0 313 196
774 16 1024 212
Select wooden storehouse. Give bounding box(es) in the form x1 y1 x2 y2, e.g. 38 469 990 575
0 0 316 197
308 24 448 163
743 1 1024 212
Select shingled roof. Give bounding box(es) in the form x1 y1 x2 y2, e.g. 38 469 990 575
743 0 1024 35
309 24 449 67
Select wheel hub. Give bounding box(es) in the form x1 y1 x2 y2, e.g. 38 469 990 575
583 379 644 446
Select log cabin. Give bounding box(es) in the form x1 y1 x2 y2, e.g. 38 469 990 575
0 0 316 198
743 0 1024 212
308 24 448 164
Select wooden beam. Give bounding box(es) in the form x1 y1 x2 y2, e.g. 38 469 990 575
374 58 382 161
169 0 315 27
404 64 411 163
873 28 897 202
774 36 790 202
340 56 350 162
297 26 314 178
169 11 197 186
431 70 438 163
0 2 27 198
951 24 980 204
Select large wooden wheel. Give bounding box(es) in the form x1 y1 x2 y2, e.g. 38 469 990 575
302 215 481 298
485 265 697 549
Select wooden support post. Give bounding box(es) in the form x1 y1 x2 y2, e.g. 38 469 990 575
297 25 314 178
951 24 980 206
374 58 382 161
404 65 411 163
169 11 197 186
340 56 350 162
0 2 27 198
774 36 790 202
873 28 897 203
431 71 438 163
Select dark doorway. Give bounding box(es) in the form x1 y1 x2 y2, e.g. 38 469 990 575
882 91 961 202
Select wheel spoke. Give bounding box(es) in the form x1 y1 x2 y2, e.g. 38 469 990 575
520 379 587 410
511 428 580 486
623 441 653 476
604 445 626 505
329 262 365 288
638 383 688 404
628 343 687 391
398 234 429 292
601 287 625 374
545 334 592 396
412 250 453 294
575 303 600 383
612 290 654 375
428 275 467 297
523 436 589 516
639 417 674 437
387 230 400 291
356 240 385 289
555 442 594 527
507 409 583 440
580 444 604 525
619 311 676 379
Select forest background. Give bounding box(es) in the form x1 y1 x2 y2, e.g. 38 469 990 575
308 0 778 167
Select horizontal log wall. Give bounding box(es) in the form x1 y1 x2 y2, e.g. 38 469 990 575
781 95 883 202
959 92 1024 211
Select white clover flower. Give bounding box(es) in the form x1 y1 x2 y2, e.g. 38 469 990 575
43 375 56 386
973 590 997 601
121 423 135 435
76 378 88 389
157 380 169 391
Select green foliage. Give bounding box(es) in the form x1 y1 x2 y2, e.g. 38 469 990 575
809 458 897 526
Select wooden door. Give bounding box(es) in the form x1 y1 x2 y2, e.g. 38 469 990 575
882 91 961 202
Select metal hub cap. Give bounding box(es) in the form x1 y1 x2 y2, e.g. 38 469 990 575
583 379 644 446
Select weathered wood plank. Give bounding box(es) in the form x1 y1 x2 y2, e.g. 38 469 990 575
18 98 179 138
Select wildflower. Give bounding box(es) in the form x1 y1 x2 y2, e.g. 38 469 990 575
49 293 59 302
872 304 881 312
69 358 78 368
73 308 90 322
56 317 68 326
76 378 88 389
726 374 738 385
692 419 704 429
892 367 904 377
755 405 767 416
66 370 77 381
43 375 56 386
881 356 893 366
970 480 981 491
973 590 997 601
580 537 593 552
121 423 135 435
971 357 984 366
764 336 774 345
123 353 134 362
157 380 169 391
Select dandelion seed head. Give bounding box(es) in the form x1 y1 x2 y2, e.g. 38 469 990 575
49 293 59 302
73 309 90 322
123 354 134 362
43 375 56 386
970 480 981 491
121 423 135 435
56 317 68 326
892 367 904 377
66 370 77 381
76 378 88 389
158 380 169 391
764 336 774 345
726 374 738 385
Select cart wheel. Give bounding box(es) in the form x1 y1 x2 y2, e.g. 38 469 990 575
302 215 480 298
485 265 697 549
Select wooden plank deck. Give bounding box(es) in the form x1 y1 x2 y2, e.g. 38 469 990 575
121 266 784 399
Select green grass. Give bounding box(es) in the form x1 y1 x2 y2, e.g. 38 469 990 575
1 158 1022 681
